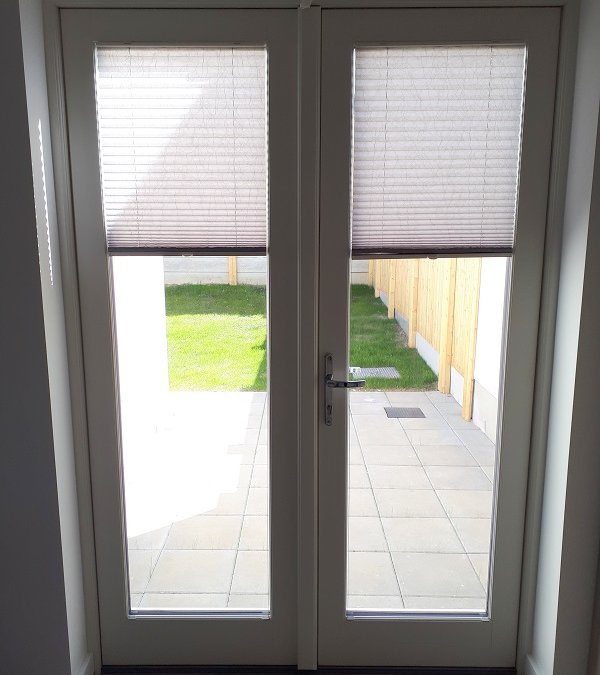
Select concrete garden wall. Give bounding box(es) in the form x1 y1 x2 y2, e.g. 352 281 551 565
164 256 369 285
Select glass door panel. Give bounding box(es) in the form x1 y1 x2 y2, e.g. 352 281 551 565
112 255 270 613
319 7 559 667
62 9 297 665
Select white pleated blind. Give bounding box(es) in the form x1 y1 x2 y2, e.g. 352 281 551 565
95 46 268 254
351 46 526 256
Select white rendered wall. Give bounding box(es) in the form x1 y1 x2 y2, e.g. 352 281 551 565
472 257 508 439
112 257 170 432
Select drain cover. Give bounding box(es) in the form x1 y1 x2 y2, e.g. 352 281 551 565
349 366 400 379
384 407 425 419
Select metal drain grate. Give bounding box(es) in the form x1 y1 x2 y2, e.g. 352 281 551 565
384 407 425 419
349 366 400 379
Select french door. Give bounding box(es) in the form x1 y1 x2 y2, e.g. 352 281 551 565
61 5 559 669
62 9 299 665
318 7 559 668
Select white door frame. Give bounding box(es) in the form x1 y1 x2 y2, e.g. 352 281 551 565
42 1 580 672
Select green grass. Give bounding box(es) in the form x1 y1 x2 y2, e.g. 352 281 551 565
349 285 437 391
165 283 436 391
166 284 267 391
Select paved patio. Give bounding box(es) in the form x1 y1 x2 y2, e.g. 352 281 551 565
125 389 495 612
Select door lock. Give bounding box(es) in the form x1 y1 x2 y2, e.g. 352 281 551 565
324 353 365 426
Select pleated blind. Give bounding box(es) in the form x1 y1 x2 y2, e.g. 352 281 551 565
95 46 268 254
351 46 526 257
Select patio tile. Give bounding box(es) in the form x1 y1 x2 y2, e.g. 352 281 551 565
436 490 493 518
467 445 496 467
391 552 485 598
207 487 249 515
399 418 450 431
405 429 462 447
227 444 256 464
347 595 404 610
245 487 268 515
354 416 411 446
128 525 170 550
165 515 242 550
348 516 387 551
128 550 161 594
245 415 263 430
468 553 490 588
228 594 269 608
451 518 492 554
361 444 420 466
382 518 463 553
254 444 268 465
140 593 228 609
244 429 260 447
236 465 253 487
348 423 360 447
454 429 495 449
258 426 268 444
403 596 486 611
349 444 364 465
349 465 371 488
230 551 269 594
130 593 143 608
350 403 388 415
239 516 269 550
349 392 390 404
482 465 495 482
414 445 477 466
368 465 430 489
386 392 432 406
251 465 269 488
146 550 236 593
444 415 480 430
425 466 492 491
348 488 378 516
374 488 446 518
348 552 400 595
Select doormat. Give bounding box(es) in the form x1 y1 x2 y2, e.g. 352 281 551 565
384 407 425 418
349 366 400 379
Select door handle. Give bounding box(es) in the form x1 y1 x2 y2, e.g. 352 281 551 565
324 353 365 426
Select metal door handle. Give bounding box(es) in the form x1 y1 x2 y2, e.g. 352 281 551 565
324 353 365 426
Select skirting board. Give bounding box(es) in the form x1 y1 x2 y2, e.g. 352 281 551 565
102 667 517 675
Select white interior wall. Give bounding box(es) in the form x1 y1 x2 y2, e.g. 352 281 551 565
527 0 600 671
0 2 74 673
18 1 92 673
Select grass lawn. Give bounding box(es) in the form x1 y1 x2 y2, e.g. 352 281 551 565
349 285 436 390
165 283 436 391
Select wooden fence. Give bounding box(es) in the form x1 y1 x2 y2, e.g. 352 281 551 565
368 258 481 420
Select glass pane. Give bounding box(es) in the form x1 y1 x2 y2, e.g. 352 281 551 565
346 44 525 615
94 44 271 614
346 257 507 614
112 255 270 613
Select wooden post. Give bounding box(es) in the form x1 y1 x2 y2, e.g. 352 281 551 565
408 259 419 348
387 260 397 319
374 260 381 298
367 259 374 287
228 256 237 285
462 258 482 420
438 258 457 394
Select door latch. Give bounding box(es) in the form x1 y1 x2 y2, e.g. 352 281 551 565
324 353 366 426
